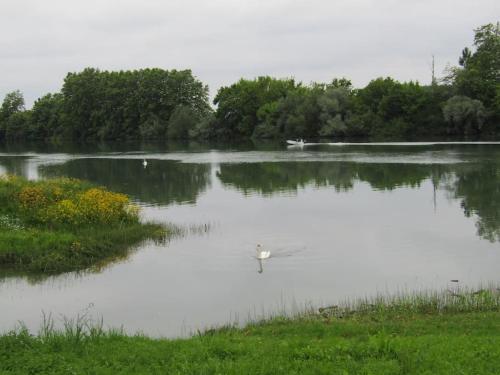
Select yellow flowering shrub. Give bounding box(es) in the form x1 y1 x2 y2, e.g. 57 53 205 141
77 188 138 224
44 199 82 226
4 176 140 228
18 186 48 210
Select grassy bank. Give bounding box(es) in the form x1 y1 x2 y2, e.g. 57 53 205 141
0 175 166 273
1 288 500 374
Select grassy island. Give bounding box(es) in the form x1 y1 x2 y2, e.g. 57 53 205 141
0 175 166 273
1 288 499 374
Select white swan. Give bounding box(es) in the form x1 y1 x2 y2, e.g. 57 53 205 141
142 159 148 168
256 244 270 259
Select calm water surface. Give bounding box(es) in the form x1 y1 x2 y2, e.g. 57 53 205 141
1 142 499 337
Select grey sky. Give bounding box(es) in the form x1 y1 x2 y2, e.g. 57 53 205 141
1 0 498 107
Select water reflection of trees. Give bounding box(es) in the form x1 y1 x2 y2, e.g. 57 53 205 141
2 154 499 243
217 162 356 194
40 159 211 206
218 161 500 243
217 162 440 194
356 164 438 190
449 163 500 242
0 156 31 178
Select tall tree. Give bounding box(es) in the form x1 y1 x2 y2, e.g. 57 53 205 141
213 77 297 138
0 90 26 139
443 95 486 134
0 90 25 120
452 23 500 108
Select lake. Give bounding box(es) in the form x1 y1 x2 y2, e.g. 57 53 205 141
1 141 499 337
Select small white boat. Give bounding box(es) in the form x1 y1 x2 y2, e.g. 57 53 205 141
286 139 305 146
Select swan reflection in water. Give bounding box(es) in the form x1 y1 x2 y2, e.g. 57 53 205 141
257 258 264 274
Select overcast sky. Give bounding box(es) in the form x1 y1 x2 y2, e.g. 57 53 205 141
1 0 498 107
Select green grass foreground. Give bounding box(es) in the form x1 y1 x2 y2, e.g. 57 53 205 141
0 175 167 273
1 289 500 374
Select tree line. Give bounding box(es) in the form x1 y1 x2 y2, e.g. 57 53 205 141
0 22 498 141
0 69 211 141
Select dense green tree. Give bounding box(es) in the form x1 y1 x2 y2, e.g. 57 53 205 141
213 77 297 138
189 113 216 139
350 78 405 137
317 87 351 137
410 84 454 136
0 91 27 140
274 85 323 138
3 111 32 140
443 96 486 134
61 68 106 139
451 23 500 109
167 105 199 139
0 90 25 119
253 101 282 138
138 114 168 140
30 93 65 139
61 68 211 140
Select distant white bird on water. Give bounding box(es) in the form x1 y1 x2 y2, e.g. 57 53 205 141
142 159 148 168
256 244 270 259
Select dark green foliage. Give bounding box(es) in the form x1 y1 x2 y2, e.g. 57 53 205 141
277 84 325 138
213 76 298 138
452 23 500 108
1 68 212 142
317 88 350 137
0 22 497 142
61 68 211 140
167 105 199 139
443 95 486 134
139 113 168 139
211 22 498 140
0 90 24 119
0 90 26 140
446 22 499 134
2 111 32 140
30 93 66 139
188 113 216 139
349 79 455 138
213 75 455 140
